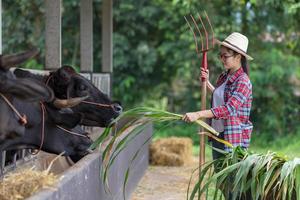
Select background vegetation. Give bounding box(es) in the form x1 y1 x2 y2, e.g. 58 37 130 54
2 0 300 154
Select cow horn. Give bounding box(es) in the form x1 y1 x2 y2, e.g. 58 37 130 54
53 96 89 109
1 48 39 70
86 149 93 154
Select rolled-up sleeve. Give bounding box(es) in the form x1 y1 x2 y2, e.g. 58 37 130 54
211 78 252 119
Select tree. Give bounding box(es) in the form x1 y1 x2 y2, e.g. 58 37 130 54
2 0 299 136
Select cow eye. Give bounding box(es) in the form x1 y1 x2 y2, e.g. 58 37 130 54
78 84 86 91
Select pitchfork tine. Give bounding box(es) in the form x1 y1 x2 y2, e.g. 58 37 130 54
190 15 204 52
204 11 215 48
184 16 199 55
197 13 209 50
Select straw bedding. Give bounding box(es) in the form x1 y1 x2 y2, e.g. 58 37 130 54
0 154 62 200
150 137 193 166
0 167 58 200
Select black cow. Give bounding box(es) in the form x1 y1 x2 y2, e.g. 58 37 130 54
1 100 92 163
0 49 92 163
0 49 54 142
15 65 122 127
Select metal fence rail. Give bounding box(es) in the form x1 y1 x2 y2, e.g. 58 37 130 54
0 149 35 176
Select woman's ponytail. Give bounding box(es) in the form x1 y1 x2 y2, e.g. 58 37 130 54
241 56 249 75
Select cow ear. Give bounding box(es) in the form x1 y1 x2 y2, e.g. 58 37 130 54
14 68 33 78
61 65 76 74
0 78 54 102
53 65 76 85
0 48 39 70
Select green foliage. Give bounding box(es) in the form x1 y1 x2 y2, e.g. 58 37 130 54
2 0 299 138
251 48 300 135
2 0 45 65
113 0 300 138
250 129 300 158
188 146 300 200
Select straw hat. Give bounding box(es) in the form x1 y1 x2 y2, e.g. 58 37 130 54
217 32 253 60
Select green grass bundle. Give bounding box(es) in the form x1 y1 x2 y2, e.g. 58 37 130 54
188 146 300 200
90 107 220 198
90 107 300 200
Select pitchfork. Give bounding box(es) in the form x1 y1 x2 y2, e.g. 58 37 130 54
184 11 215 198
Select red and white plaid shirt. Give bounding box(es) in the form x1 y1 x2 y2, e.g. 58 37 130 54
211 67 253 152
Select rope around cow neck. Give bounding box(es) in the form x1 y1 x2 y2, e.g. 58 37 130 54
0 93 27 125
30 102 90 155
56 125 90 139
30 102 46 155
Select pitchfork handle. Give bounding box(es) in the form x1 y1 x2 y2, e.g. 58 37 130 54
201 52 208 82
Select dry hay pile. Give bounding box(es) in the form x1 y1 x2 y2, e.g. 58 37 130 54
0 153 62 200
0 167 58 200
150 137 193 166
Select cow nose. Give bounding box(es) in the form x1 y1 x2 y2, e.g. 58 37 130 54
113 103 123 113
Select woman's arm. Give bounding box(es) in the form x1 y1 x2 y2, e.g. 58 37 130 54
182 109 215 122
207 81 215 92
201 69 215 92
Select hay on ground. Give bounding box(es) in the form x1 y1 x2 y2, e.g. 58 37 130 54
150 137 193 166
0 153 63 200
0 168 58 200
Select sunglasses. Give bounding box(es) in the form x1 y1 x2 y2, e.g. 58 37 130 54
218 53 234 60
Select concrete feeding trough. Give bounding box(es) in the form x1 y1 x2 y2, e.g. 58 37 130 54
25 123 152 200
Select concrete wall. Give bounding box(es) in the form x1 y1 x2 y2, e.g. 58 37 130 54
27 123 152 200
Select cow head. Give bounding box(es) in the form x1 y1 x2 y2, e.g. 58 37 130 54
0 49 54 142
47 65 122 127
40 122 93 162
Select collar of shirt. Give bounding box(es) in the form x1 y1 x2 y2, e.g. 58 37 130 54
216 67 244 87
227 67 244 85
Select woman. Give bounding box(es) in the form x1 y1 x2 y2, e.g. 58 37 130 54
182 32 253 159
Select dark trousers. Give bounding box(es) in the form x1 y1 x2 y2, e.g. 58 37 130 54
212 132 225 161
211 132 251 200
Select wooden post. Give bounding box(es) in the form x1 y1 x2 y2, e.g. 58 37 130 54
102 0 113 73
45 0 61 70
200 87 207 161
0 0 2 54
80 0 93 72
199 51 208 200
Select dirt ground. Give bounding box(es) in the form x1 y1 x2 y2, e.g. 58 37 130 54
131 157 199 200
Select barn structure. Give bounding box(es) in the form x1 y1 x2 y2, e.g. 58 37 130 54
0 1 152 199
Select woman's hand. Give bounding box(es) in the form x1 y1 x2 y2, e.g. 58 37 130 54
182 111 201 123
200 68 215 92
201 68 209 81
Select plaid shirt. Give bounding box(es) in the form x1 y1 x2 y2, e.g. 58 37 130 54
211 67 253 152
